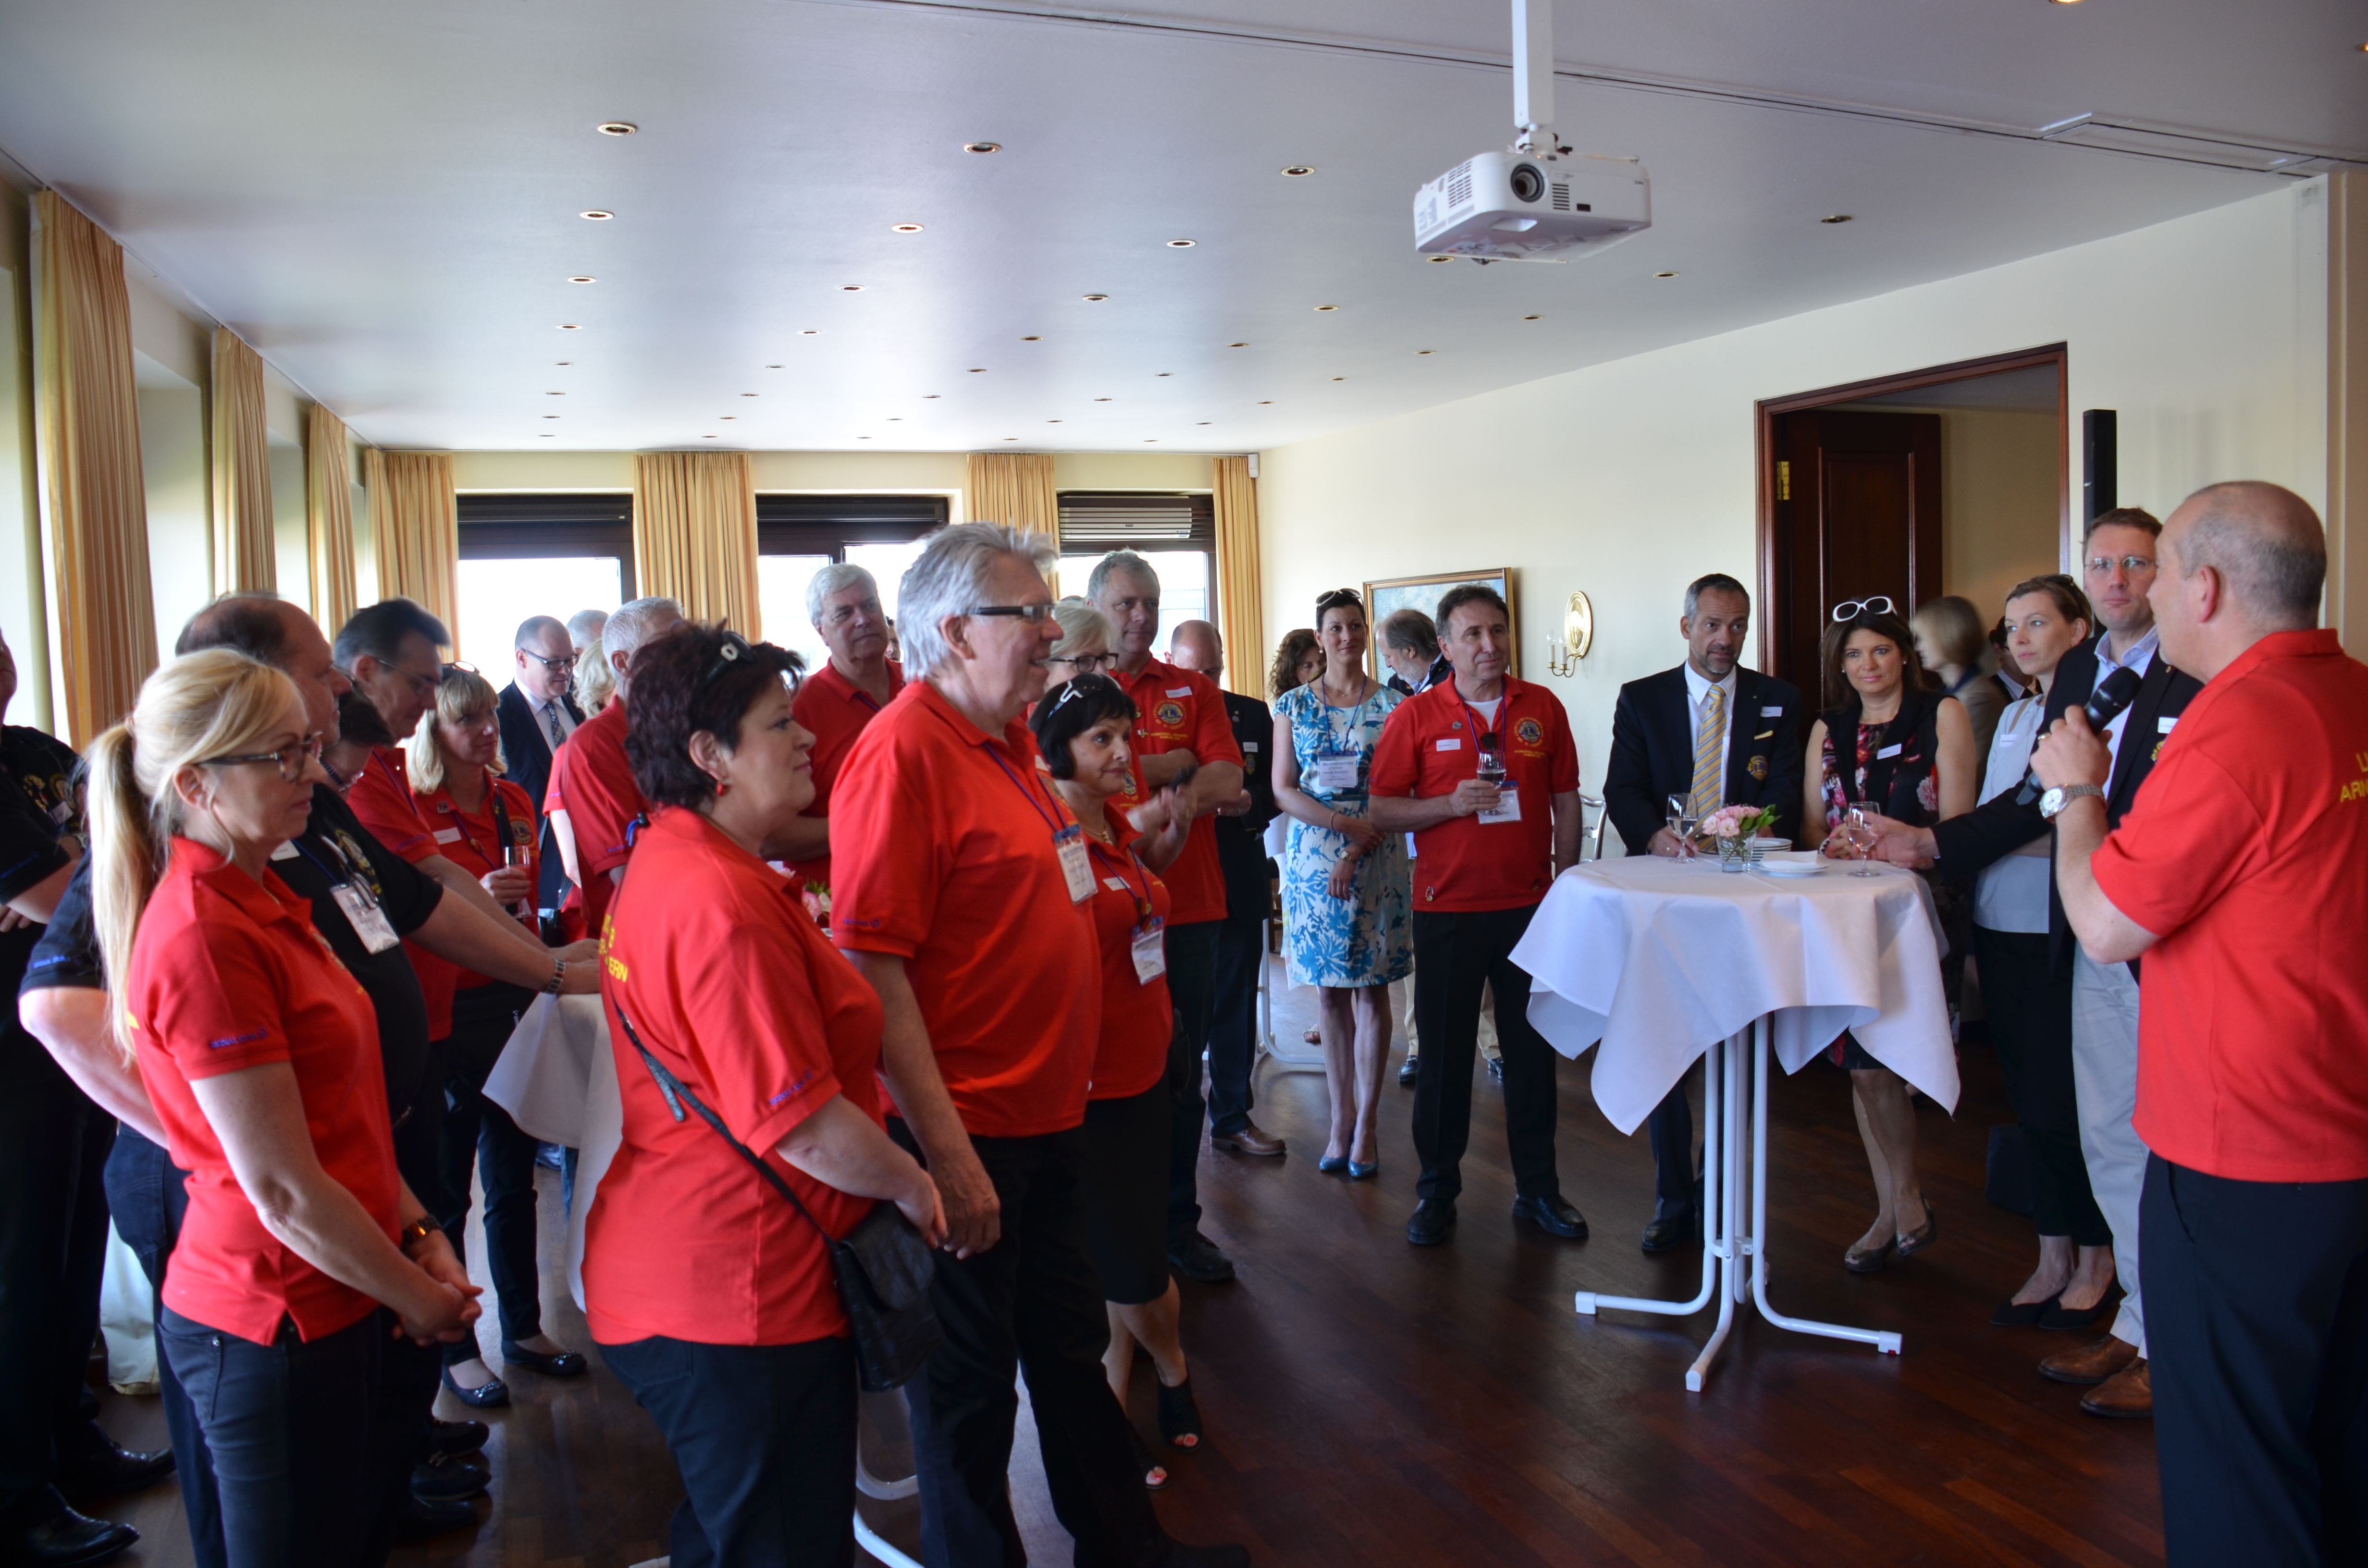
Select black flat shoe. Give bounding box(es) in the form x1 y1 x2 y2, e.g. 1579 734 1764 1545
411 1452 490 1503
389 1493 479 1543
0 1490 137 1568
1167 1230 1236 1283
500 1341 588 1378
2038 1297 2112 1331
429 1418 489 1458
1406 1198 1457 1246
441 1367 510 1408
1990 1294 2060 1327
1640 1212 1697 1254
56 1433 174 1501
1511 1193 1589 1240
1397 1054 1419 1085
1156 1379 1203 1450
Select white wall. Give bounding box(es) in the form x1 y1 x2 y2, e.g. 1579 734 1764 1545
1257 183 2329 808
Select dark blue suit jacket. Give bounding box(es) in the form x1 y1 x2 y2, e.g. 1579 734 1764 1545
497 681 586 911
1215 690 1278 922
1603 664 1806 854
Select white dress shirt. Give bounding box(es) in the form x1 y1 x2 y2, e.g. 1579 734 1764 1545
2093 625 2158 777
1681 663 1738 798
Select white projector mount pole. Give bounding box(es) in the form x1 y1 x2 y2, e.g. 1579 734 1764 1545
1512 0 1560 157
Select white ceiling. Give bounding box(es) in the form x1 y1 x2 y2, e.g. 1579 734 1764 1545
0 0 2356 455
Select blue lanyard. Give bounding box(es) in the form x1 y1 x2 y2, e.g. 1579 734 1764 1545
1456 692 1506 754
984 747 1073 835
287 832 375 905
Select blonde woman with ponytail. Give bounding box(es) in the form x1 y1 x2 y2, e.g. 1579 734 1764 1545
95 649 482 1567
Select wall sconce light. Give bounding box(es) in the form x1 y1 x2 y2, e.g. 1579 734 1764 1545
1546 591 1593 676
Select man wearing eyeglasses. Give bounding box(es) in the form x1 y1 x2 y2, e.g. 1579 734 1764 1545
780 564 903 894
497 615 585 920
1870 506 2203 1419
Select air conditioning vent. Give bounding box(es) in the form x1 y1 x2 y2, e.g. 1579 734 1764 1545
1056 493 1214 549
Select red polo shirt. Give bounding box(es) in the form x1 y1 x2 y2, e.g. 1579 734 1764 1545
1082 811 1173 1102
830 680 1099 1139
1369 676 1580 912
418 775 541 987
1111 658 1242 926
786 659 903 890
127 839 398 1345
545 699 645 937
345 746 458 1040
589 807 884 1345
2092 628 2368 1183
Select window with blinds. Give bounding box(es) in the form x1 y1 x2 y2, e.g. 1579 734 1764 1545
1052 492 1218 634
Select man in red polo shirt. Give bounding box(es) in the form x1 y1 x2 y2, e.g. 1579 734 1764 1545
543 595 682 938
1090 551 1250 1282
2035 481 2368 1565
832 525 1244 1568
779 563 902 894
1369 584 1587 1248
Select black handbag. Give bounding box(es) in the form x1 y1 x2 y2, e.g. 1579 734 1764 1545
611 1004 942 1392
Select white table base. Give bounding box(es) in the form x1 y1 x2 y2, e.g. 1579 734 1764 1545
1575 1014 1903 1391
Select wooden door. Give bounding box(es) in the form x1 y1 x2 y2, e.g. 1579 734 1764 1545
1769 410 1942 701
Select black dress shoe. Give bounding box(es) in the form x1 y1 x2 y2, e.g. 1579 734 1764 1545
1640 1210 1697 1254
0 1491 137 1567
1512 1194 1589 1240
441 1367 510 1408
1989 1294 2060 1327
412 1451 490 1502
389 1492 479 1543
56 1433 174 1501
429 1417 489 1458
1167 1229 1236 1282
500 1341 588 1377
1397 1054 1419 1085
1406 1199 1457 1246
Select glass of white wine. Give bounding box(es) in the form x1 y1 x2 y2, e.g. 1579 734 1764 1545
1839 805 1881 877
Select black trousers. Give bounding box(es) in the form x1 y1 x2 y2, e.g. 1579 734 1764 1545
0 1034 115 1524
1976 926 2109 1246
105 1129 224 1568
1162 920 1219 1237
887 1121 1164 1568
436 983 545 1360
600 1334 858 1568
158 1306 388 1568
376 1042 455 1553
1410 905 1561 1205
2144 1155 2368 1566
1644 1077 1695 1222
1203 907 1264 1138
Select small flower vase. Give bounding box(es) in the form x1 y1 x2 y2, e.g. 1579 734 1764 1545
1715 835 1750 874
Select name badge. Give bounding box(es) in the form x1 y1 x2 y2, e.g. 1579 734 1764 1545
1242 740 1259 752
1762 705 1784 717
270 841 300 861
1165 687 1192 699
1130 918 1167 984
2157 715 2178 733
1876 742 1904 760
330 882 402 954
1104 876 1130 893
1479 782 1523 824
1053 825 1094 904
1435 737 1462 752
1310 753 1359 792
433 827 464 845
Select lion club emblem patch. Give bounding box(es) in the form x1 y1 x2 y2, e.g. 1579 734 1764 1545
1155 700 1186 729
1747 754 1769 780
1514 717 1543 746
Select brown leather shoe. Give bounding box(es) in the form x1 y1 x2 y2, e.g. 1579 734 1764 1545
2079 1359 2152 1419
1210 1122 1286 1157
2039 1334 2139 1386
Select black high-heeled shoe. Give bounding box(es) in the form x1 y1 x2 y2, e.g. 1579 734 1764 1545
1156 1378 1203 1450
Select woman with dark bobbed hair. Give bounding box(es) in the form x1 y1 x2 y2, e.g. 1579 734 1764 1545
591 624 944 1567
1029 674 1200 1485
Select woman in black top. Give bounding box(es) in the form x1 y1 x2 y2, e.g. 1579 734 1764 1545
1801 601 1975 1274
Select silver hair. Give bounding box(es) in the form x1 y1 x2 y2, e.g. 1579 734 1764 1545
1683 573 1752 619
565 607 609 644
806 562 881 627
603 596 684 661
1086 549 1158 602
898 524 1057 675
1049 599 1114 661
1378 608 1439 660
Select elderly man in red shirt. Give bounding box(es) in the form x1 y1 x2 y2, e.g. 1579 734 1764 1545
543 595 683 937
777 562 902 895
2034 481 2368 1567
831 524 1246 1568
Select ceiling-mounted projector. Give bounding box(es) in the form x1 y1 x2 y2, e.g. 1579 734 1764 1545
1413 0 1652 263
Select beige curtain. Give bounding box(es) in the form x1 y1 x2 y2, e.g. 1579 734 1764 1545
965 452 1058 544
364 449 458 631
1212 455 1265 699
210 329 275 594
33 192 157 744
633 451 761 637
306 404 358 633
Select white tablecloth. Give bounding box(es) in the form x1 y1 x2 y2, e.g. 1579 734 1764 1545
481 993 624 1312
1511 856 1958 1134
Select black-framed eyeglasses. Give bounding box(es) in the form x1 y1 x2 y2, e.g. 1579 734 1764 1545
1045 650 1116 674
1830 596 1896 622
202 733 325 783
966 603 1056 624
700 631 755 691
2084 554 2156 576
516 649 572 673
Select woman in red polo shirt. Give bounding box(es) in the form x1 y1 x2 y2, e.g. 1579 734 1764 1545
407 663 587 1406
591 625 942 1568
1029 674 1204 1484
90 650 480 1567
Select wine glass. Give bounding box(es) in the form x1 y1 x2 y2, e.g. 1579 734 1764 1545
1839 805 1881 877
505 837 535 918
1665 794 1696 860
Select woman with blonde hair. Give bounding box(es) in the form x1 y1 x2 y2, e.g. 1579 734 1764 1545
574 636 616 716
408 664 586 1406
92 649 480 1566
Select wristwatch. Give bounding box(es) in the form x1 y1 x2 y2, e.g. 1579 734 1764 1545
397 1216 438 1256
2039 784 2105 820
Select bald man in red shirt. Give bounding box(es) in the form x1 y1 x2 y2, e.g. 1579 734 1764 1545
2035 482 2368 1566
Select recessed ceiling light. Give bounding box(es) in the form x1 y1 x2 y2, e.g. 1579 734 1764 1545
721 416 736 420
557 323 582 330
1144 439 1158 443
546 390 566 395
1048 419 1063 424
964 141 1001 154
923 394 940 399
579 210 614 220
567 276 595 284
1330 376 1346 381
1820 213 1854 224
1196 421 1211 426
841 285 865 292
1426 255 1455 263
1004 436 1019 441
969 368 987 373
703 434 716 438
1258 400 1273 404
1167 238 1196 248
1021 335 1042 342
1314 304 1339 311
801 330 819 336
1653 271 1679 278
1083 293 1109 301
1094 397 1112 402
554 361 572 366
741 392 758 397
538 433 555 438
542 415 560 420
1417 350 1435 355
888 417 902 421
857 435 872 440
1157 372 1172 378
1521 314 1542 320
1281 165 1316 177
766 364 782 368
1228 342 1248 348
892 223 924 233
596 122 638 136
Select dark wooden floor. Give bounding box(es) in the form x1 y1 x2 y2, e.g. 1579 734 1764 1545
85 958 2164 1567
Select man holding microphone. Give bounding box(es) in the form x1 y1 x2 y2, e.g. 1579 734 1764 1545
2031 481 2368 1565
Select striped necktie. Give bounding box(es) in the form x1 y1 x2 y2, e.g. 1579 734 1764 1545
1688 685 1727 820
544 703 567 751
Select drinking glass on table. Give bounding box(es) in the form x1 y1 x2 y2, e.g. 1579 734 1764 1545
1666 794 1702 860
1837 806 1880 877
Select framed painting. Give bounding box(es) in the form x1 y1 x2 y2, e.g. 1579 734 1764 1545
1360 568 1519 680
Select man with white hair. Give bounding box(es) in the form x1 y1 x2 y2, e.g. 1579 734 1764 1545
831 526 1246 1568
564 607 607 661
2034 481 2368 1564
780 563 901 892
497 614 584 918
543 595 682 937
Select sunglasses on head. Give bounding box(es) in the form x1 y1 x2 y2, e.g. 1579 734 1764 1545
1830 596 1896 622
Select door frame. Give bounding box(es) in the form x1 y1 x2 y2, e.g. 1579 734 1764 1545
1753 343 2068 673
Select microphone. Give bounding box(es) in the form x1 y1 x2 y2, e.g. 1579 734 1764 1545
2016 663 2143 805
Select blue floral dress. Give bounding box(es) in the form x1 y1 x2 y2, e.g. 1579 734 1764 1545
1276 681 1413 989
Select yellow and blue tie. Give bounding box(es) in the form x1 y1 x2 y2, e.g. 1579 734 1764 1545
1688 685 1726 821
